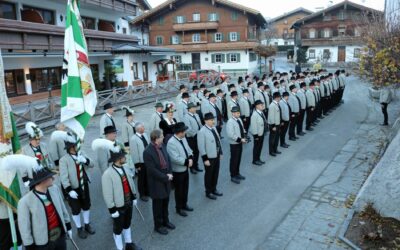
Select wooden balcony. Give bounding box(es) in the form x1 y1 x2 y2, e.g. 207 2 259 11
300 36 364 46
80 0 137 15
163 41 261 52
173 21 219 32
0 19 138 51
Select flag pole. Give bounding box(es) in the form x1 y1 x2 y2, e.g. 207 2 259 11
7 206 18 250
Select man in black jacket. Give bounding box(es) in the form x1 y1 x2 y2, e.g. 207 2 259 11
144 129 175 235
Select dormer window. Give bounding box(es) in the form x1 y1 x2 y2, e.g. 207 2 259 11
323 28 331 38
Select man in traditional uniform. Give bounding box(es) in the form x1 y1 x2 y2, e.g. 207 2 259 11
201 93 221 134
197 113 223 200
148 102 164 131
226 106 247 184
268 92 281 157
239 89 252 141
227 91 240 120
18 163 72 250
94 126 122 173
59 134 95 239
306 81 316 131
129 122 150 201
144 130 175 235
167 123 194 217
48 123 67 167
102 143 140 250
120 106 136 148
183 103 203 174
288 85 300 141
216 89 226 132
99 103 115 138
250 100 267 165
190 86 201 107
177 92 189 122
254 82 270 119
296 82 307 136
279 92 291 148
175 84 187 103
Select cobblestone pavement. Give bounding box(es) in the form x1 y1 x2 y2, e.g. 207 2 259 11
258 86 400 250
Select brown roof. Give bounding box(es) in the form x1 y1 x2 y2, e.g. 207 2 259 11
131 0 266 25
159 41 260 52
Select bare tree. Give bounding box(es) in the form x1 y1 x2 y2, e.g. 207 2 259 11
261 23 278 45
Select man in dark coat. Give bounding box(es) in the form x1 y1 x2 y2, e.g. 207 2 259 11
144 129 175 235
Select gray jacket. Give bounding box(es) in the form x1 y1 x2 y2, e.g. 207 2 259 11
201 101 218 124
167 136 193 173
227 99 240 119
22 143 53 178
197 125 222 160
102 165 136 212
18 186 70 246
254 90 270 108
183 113 202 137
95 140 124 173
380 88 392 104
59 153 93 191
190 93 201 106
268 101 281 126
148 112 163 132
296 89 307 109
226 117 245 144
48 132 66 166
121 120 136 146
279 99 290 121
177 100 188 122
129 133 149 164
306 89 316 108
250 110 266 136
239 96 251 117
99 113 115 137
288 92 300 113
216 97 223 113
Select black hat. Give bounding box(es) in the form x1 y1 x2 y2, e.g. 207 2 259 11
273 92 281 99
228 84 236 89
173 122 188 133
238 76 243 83
104 126 117 135
231 106 240 113
64 132 78 150
29 164 56 188
108 149 126 163
257 82 264 88
179 84 186 90
187 102 197 109
265 85 270 89
104 103 113 110
122 106 134 117
216 89 223 94
242 89 249 94
300 82 306 88
192 85 199 91
203 90 209 95
309 81 315 86
230 91 238 97
199 84 206 89
208 93 216 99
182 92 190 99
203 112 215 121
282 91 289 97
155 102 163 108
254 100 264 106
289 85 296 91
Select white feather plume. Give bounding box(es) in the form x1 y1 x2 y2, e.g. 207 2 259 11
121 106 134 114
50 131 77 143
25 121 43 138
0 155 39 173
91 139 120 153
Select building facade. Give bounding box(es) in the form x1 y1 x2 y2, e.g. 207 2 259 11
291 0 382 64
131 0 266 76
262 8 312 46
0 0 176 101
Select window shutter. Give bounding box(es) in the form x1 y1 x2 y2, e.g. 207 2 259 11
178 36 181 44
211 33 215 42
212 54 216 63
229 32 232 41
227 53 231 63
216 13 220 21
221 54 225 63
221 33 224 42
183 16 186 23
236 53 241 62
170 36 173 44
237 32 241 41
208 13 211 21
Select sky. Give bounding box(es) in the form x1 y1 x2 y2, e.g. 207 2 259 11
145 0 385 19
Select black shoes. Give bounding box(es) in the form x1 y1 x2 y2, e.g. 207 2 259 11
155 227 168 235
84 224 95 235
77 227 87 239
275 151 282 154
381 123 389 126
252 161 264 166
176 209 188 217
190 169 197 174
164 222 176 230
289 137 296 141
194 168 203 172
269 153 277 157
298 132 306 136
125 243 142 250
306 128 314 131
212 190 223 196
182 205 194 212
140 196 149 202
231 177 240 184
236 174 246 180
281 143 290 148
206 193 217 200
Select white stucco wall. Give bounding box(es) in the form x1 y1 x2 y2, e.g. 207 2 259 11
307 45 363 63
262 38 294 46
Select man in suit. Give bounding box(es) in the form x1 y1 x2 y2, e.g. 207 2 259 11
59 135 95 239
95 126 123 173
288 85 300 141
268 92 281 157
197 113 223 200
226 106 247 184
239 89 252 141
201 93 222 134
227 91 240 120
99 103 115 138
101 144 140 250
175 84 187 103
339 70 346 102
379 86 392 126
279 92 291 148
183 103 203 174
216 89 226 132
148 102 164 131
250 100 267 165
254 82 269 119
296 82 307 136
167 123 194 217
306 81 316 131
129 122 150 201
177 92 190 122
144 130 175 235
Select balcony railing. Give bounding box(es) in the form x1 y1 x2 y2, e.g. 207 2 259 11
80 0 137 15
300 36 364 46
173 21 219 31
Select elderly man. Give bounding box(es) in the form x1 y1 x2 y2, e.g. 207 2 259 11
144 130 175 235
129 122 150 201
99 103 115 137
183 102 203 174
167 122 194 217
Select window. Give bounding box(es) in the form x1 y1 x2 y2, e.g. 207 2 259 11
22 5 55 24
122 28 127 34
323 49 331 59
4 69 25 97
193 13 200 22
249 53 257 62
171 55 182 64
354 48 361 58
227 53 240 63
323 28 331 38
229 32 238 42
212 54 225 63
192 33 201 42
156 36 164 45
132 63 138 79
0 1 16 20
284 41 288 45
208 12 219 22
29 67 62 93
309 49 316 59
309 29 316 38
176 15 186 24
337 10 346 20
354 27 361 37
231 11 238 21
82 16 95 29
158 17 164 25
323 14 332 21
171 35 180 45
338 26 346 36
214 32 223 42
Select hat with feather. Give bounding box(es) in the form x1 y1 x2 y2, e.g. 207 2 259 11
50 131 78 150
25 122 43 140
122 106 134 117
92 138 126 163
163 101 176 113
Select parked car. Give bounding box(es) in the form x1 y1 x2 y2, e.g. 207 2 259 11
189 69 228 83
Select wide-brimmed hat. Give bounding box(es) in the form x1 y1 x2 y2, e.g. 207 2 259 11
208 93 216 99
155 102 164 108
104 126 117 135
187 102 197 109
230 91 238 97
173 122 188 133
122 106 134 117
254 100 264 106
203 112 216 121
29 162 56 188
231 106 240 113
182 92 190 99
104 103 113 110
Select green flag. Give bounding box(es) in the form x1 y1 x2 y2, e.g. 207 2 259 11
61 0 97 139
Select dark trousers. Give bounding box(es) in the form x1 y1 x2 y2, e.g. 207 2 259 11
316 102 322 118
381 103 388 125
280 121 289 145
173 170 189 210
136 163 149 197
229 144 243 177
0 216 22 249
241 116 250 135
216 125 222 136
204 157 220 194
187 136 199 170
67 184 91 215
35 235 66 250
289 114 298 138
269 126 280 154
297 109 305 133
113 205 133 234
322 98 328 115
252 134 264 162
152 197 170 229
306 107 314 129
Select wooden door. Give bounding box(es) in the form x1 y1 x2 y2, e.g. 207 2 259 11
338 46 346 62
